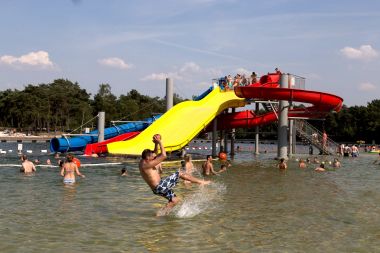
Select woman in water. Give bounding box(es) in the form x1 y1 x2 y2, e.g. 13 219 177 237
60 154 85 184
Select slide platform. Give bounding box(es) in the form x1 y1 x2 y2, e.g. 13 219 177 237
107 87 246 156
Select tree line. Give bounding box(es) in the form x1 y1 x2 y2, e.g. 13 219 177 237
0 79 183 133
0 79 378 143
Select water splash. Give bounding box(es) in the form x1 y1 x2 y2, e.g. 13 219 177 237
173 182 226 218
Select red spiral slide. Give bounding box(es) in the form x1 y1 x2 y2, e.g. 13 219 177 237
213 78 343 130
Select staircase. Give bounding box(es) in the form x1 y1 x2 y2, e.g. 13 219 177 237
294 120 339 155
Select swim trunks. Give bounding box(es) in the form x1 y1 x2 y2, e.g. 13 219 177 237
152 171 180 202
63 178 75 184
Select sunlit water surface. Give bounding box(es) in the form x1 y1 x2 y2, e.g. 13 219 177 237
1 142 380 252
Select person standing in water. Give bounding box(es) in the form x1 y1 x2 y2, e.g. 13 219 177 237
202 155 227 176
278 158 287 170
21 155 36 174
139 134 210 215
60 154 85 184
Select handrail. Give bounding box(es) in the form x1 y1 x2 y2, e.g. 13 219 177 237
295 119 339 155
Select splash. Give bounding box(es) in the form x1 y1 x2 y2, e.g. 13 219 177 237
173 182 226 218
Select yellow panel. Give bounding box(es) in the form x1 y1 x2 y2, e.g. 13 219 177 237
107 87 246 156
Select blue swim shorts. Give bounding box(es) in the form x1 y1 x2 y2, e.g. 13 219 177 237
153 171 180 202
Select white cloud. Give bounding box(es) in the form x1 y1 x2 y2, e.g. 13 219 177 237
141 72 182 81
141 62 224 82
235 67 251 76
358 82 376 91
98 57 132 70
340 45 378 60
179 62 200 73
0 51 54 68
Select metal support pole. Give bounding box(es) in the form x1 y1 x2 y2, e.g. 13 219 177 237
292 121 297 154
166 78 173 111
98 111 105 143
255 102 260 155
212 119 217 157
224 130 228 153
277 74 289 160
220 130 225 153
289 101 294 157
230 108 235 156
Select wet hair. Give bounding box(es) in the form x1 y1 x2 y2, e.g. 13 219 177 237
142 149 153 159
320 163 325 168
59 160 64 167
66 153 74 162
21 154 27 161
206 155 212 160
121 168 127 174
280 158 285 163
184 154 192 162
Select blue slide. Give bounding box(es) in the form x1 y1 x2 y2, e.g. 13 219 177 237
50 115 161 153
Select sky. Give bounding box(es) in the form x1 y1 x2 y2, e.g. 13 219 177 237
0 0 380 106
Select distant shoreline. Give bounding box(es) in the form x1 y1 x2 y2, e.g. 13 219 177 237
0 135 55 142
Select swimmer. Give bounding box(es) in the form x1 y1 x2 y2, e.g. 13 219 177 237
202 155 227 176
139 134 210 216
20 155 36 174
183 154 195 184
299 159 307 169
34 159 40 165
121 168 128 176
219 164 228 173
60 154 85 184
278 158 287 170
54 153 60 159
333 158 341 168
315 163 326 172
312 157 320 164
46 159 51 165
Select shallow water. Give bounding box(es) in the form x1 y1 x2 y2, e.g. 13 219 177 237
1 143 380 252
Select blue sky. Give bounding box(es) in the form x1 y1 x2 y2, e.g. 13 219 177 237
0 0 380 106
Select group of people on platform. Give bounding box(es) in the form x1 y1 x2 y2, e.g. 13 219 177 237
218 68 282 92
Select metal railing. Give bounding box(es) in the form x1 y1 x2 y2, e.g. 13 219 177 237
295 119 339 155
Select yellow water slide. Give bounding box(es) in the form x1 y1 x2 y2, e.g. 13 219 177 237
107 87 246 156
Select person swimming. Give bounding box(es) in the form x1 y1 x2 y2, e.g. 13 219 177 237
121 168 128 176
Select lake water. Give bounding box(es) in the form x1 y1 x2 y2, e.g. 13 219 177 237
0 142 380 252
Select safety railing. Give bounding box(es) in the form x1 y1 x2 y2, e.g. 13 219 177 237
295 119 339 155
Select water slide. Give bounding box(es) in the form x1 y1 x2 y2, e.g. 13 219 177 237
107 87 246 156
83 131 140 155
50 115 161 153
210 86 343 130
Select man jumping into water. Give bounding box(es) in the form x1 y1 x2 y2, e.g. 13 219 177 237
139 134 210 215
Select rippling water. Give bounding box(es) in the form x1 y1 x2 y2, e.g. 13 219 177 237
0 142 380 252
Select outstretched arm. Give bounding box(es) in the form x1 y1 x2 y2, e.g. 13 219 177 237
75 165 85 178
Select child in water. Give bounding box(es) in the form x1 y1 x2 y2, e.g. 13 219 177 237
121 168 128 176
278 158 287 170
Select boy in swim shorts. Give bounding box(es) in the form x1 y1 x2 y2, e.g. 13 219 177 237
139 134 210 215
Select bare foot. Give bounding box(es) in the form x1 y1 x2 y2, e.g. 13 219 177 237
200 180 211 186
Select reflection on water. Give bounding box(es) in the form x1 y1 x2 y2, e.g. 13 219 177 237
0 145 380 252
